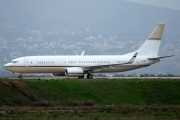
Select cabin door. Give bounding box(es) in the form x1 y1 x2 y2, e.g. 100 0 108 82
24 58 29 67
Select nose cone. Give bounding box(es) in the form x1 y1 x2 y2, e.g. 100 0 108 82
4 63 12 71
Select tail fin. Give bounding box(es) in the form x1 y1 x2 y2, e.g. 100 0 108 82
137 23 165 57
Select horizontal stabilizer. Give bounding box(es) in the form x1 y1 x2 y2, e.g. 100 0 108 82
148 55 175 60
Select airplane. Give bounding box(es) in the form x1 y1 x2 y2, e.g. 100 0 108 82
4 23 174 79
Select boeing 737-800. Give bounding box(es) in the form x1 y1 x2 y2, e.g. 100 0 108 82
4 24 174 79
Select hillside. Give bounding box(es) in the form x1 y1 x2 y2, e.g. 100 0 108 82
0 78 180 106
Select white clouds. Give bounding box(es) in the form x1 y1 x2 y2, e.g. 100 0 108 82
97 34 103 39
63 30 74 35
10 52 21 59
15 38 25 42
0 37 6 45
47 31 59 36
84 34 129 52
85 34 118 42
85 28 91 32
47 30 82 36
85 36 97 41
25 28 43 36
109 36 118 41
0 37 5 41
63 30 71 34
164 44 176 51
62 30 82 36
36 37 42 42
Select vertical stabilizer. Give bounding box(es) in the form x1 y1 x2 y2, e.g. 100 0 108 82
137 24 165 57
148 24 165 40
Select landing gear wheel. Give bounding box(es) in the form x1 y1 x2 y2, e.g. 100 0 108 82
87 74 93 79
19 75 23 79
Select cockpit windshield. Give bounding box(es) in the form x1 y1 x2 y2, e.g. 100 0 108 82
11 61 18 64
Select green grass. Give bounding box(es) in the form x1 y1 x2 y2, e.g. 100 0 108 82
0 78 180 119
0 78 180 106
28 79 180 106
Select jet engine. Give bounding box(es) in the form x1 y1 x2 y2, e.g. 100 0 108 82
65 67 84 77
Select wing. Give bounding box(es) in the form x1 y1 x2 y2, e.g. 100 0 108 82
82 52 138 71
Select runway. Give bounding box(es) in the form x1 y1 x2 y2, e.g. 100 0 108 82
6 76 180 80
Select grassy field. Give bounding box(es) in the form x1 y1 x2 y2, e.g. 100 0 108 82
0 78 180 119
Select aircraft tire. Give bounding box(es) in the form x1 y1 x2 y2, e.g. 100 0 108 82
87 74 93 79
89 74 93 79
87 74 89 78
19 75 23 79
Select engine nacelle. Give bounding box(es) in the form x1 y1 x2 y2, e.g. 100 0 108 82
65 67 84 77
52 73 65 76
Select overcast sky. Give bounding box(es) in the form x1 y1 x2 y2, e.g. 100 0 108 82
125 0 180 10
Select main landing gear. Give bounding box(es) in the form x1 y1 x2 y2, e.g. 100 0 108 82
78 74 93 79
18 75 23 79
87 73 93 79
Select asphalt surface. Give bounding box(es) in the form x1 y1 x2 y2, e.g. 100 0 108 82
6 76 180 79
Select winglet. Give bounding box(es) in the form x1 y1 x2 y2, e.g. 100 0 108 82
81 51 85 56
127 52 138 64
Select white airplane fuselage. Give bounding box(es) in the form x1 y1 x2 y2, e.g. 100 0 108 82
4 55 158 74
3 24 173 78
